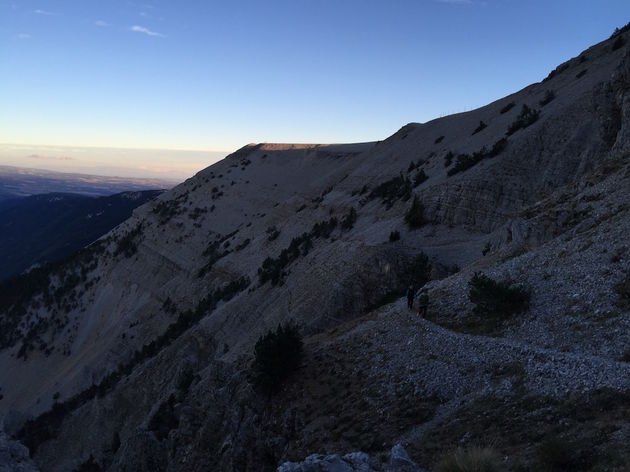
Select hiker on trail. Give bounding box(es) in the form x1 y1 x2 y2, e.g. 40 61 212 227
417 288 429 319
405 285 415 310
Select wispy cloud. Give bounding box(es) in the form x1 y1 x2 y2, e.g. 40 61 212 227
27 154 75 161
34 8 55 15
17 32 31 39
130 25 164 37
95 20 109 27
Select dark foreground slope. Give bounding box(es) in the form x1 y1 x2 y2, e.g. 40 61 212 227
0 190 163 281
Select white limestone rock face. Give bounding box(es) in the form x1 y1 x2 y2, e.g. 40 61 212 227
277 444 424 472
277 452 374 472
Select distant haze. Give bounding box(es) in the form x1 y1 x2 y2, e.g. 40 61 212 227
0 144 227 180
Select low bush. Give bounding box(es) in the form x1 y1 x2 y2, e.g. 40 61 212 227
404 195 424 229
472 120 487 135
152 200 181 224
435 135 445 144
469 272 530 320
252 322 303 395
148 394 178 440
611 23 630 38
615 273 630 308
447 139 507 177
235 238 251 251
437 446 501 472
258 217 338 285
389 230 400 242
612 34 625 51
544 63 570 82
444 151 454 168
539 90 556 107
368 174 412 209
266 226 280 241
177 368 197 394
575 69 587 79
500 102 515 114
413 169 428 187
506 105 539 136
75 455 102 472
114 224 143 258
408 252 431 288
340 208 358 230
197 239 231 277
535 437 578 471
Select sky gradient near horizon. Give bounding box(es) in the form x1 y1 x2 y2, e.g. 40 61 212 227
1 0 629 178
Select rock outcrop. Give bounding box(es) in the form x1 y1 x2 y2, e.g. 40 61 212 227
0 431 38 472
278 444 423 472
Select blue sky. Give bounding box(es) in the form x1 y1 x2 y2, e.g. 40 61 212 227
0 1 629 178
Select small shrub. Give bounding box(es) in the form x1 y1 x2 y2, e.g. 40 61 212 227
500 102 515 114
148 394 178 440
615 273 630 308
111 432 121 453
389 230 400 242
611 23 630 38
408 252 431 287
266 226 280 241
341 207 358 230
177 368 196 394
506 104 539 136
447 139 506 177
258 217 337 285
311 217 338 238
408 161 417 172
405 196 425 229
114 224 143 258
472 120 487 135
539 90 555 106
437 446 501 472
444 151 454 168
612 34 625 51
413 169 428 187
482 242 491 256
575 69 587 79
469 272 530 320
75 455 102 472
490 138 508 156
252 322 304 395
235 238 251 251
544 63 570 82
368 174 412 209
435 135 445 144
535 437 577 471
